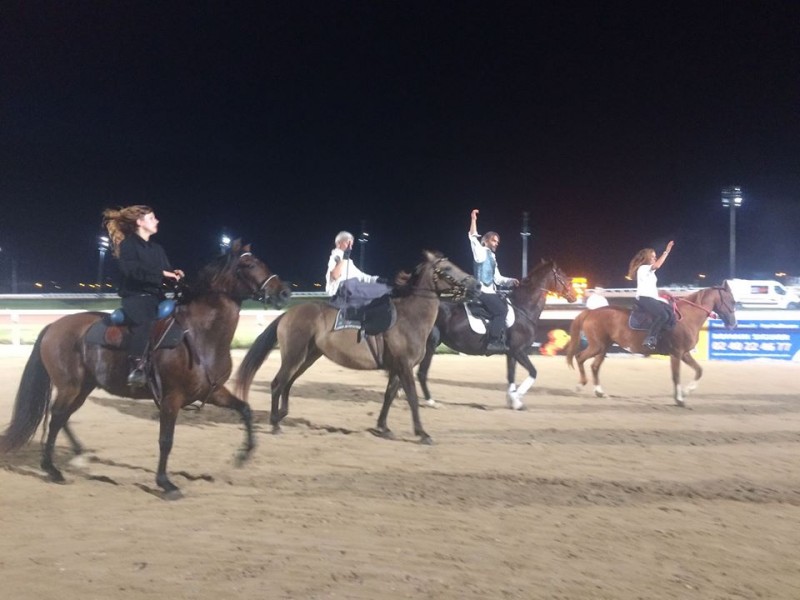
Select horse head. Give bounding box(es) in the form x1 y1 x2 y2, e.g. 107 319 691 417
713 282 738 329
422 250 480 302
198 240 291 307
517 259 577 304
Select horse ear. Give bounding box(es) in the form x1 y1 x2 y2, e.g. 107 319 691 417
231 239 242 253
423 249 435 262
243 243 252 253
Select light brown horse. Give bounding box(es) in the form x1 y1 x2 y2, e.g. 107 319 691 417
565 283 737 406
0 242 290 499
237 251 480 444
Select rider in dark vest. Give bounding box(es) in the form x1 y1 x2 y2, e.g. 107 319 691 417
468 209 519 354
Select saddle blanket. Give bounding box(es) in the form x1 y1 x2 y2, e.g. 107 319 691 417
464 299 515 335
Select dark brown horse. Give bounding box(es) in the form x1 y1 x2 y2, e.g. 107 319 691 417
417 260 577 410
237 251 479 444
565 283 737 406
0 242 290 498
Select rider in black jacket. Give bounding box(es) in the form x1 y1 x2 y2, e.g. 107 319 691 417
103 206 184 387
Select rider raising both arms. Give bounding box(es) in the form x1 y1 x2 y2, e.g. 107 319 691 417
102 205 184 387
627 240 675 351
468 209 519 354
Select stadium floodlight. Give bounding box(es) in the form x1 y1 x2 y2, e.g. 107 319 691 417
721 186 744 278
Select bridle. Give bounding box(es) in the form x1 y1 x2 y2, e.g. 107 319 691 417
427 257 470 301
237 251 278 301
677 287 735 324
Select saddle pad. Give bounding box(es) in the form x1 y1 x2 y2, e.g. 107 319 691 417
333 310 362 331
85 317 185 350
628 309 651 331
464 299 515 335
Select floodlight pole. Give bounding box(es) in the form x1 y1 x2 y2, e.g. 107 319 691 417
520 211 531 277
721 186 743 279
97 235 110 296
358 220 369 271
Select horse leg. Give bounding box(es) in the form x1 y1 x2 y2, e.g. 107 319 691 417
589 352 608 398
680 351 703 400
416 327 440 407
670 354 686 408
507 351 537 410
373 374 402 440
573 345 599 392
208 386 256 465
400 366 432 444
270 350 321 434
41 380 94 482
62 424 84 455
155 394 184 499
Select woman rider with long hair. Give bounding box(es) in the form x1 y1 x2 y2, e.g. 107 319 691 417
627 240 674 351
102 205 184 386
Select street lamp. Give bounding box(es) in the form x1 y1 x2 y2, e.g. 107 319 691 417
721 186 744 279
97 235 110 293
219 233 231 255
520 211 531 277
357 220 369 271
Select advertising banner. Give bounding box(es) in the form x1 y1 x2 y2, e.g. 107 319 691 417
708 318 800 361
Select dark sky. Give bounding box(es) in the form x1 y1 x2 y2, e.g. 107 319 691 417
2 1 799 290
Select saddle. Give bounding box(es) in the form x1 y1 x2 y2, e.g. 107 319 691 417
463 297 515 335
85 313 186 351
333 294 397 338
628 295 679 331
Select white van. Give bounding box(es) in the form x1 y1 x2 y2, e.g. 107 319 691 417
727 279 800 310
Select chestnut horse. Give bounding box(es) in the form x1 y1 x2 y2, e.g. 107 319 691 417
237 251 479 444
565 283 737 406
417 260 576 410
0 242 290 499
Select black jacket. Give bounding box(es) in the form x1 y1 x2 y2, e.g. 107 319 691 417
117 234 172 297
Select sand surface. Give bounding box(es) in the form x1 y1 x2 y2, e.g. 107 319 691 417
1 345 799 599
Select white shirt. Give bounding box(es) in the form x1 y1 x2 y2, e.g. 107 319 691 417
585 292 609 310
325 248 377 296
468 233 515 294
636 264 667 303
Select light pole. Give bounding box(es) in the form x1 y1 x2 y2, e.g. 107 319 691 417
358 220 369 271
520 211 531 277
721 186 744 279
219 233 231 255
97 235 110 294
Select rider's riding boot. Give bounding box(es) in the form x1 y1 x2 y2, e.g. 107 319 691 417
642 336 657 351
127 357 147 388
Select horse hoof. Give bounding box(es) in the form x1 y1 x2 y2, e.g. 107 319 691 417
574 384 585 393
162 488 184 501
271 426 283 435
368 427 395 440
674 399 686 408
424 399 438 408
234 449 252 467
506 392 525 410
420 435 434 445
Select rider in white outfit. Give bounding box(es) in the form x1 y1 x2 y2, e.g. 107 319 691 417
325 231 380 296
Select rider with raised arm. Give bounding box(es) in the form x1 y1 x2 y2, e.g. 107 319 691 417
102 205 184 387
628 240 675 351
468 209 519 354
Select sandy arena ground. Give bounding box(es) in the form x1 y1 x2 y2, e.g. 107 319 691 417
1 344 799 600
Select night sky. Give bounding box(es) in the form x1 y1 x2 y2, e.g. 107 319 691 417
2 1 799 291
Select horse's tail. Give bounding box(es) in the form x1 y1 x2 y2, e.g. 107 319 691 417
0 326 53 452
565 310 591 369
236 313 284 401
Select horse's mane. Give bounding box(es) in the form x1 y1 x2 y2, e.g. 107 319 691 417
391 250 446 297
519 259 555 288
179 253 237 302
